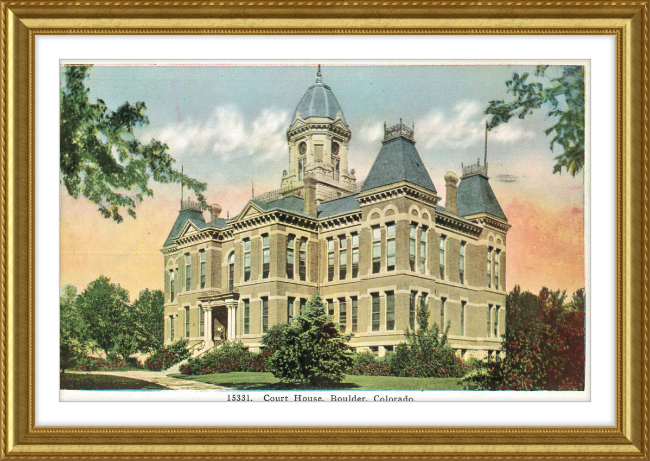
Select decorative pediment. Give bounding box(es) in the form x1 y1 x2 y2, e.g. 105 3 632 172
232 201 264 222
177 220 202 239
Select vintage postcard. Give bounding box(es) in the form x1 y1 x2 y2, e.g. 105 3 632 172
59 61 588 401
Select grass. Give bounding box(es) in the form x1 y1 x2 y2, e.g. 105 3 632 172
60 373 168 390
170 372 464 390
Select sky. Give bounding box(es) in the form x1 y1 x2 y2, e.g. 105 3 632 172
59 63 586 300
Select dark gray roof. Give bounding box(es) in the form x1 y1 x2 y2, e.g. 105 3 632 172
206 217 229 229
435 204 480 226
163 209 206 247
456 174 507 221
317 194 361 218
360 137 437 194
292 82 347 125
251 196 311 218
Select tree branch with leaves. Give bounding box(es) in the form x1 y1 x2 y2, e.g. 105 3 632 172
60 65 207 223
485 65 585 177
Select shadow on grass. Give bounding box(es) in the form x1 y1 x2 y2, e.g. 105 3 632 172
61 373 168 390
211 381 362 391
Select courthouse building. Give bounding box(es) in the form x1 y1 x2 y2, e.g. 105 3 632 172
161 67 511 359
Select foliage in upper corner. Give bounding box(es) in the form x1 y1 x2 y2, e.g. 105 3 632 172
485 65 585 177
268 293 354 386
60 65 207 223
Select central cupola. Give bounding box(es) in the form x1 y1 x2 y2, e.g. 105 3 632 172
282 65 356 202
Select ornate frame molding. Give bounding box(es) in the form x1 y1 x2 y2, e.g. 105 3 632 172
1 3 648 459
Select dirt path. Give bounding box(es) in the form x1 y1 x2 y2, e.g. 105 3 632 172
72 370 228 390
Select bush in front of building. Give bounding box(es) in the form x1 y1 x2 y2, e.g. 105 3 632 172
180 341 269 375
72 353 130 372
268 293 354 386
145 339 191 371
349 362 392 377
461 286 586 391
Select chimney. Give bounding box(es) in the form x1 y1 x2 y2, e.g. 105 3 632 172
303 175 317 217
444 171 459 215
210 203 222 222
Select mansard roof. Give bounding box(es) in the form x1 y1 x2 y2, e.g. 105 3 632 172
360 136 437 194
163 208 229 247
251 195 311 218
317 194 361 218
456 174 507 221
163 208 206 247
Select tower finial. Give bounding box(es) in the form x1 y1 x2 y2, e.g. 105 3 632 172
180 164 184 208
316 64 323 83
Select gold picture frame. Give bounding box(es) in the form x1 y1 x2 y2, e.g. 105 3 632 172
1 3 648 459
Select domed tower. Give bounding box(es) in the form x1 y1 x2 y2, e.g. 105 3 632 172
281 65 356 201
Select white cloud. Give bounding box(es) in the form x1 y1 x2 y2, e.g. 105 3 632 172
358 122 383 143
152 106 290 163
416 100 534 150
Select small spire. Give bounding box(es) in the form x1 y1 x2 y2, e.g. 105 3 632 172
484 121 488 168
316 64 323 84
252 181 255 199
180 164 184 208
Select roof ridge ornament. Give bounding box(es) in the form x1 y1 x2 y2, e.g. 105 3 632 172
316 64 323 84
383 119 415 142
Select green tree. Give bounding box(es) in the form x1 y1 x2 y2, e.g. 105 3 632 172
268 293 353 386
75 276 130 356
485 65 585 176
131 289 165 354
60 285 92 372
60 65 207 223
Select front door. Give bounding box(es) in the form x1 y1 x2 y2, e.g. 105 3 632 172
213 306 228 341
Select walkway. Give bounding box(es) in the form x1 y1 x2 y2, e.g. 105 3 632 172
75 370 228 390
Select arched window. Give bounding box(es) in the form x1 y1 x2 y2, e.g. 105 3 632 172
228 252 235 293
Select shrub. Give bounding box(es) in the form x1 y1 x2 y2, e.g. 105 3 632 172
349 362 392 376
71 353 130 372
462 287 586 391
352 351 376 368
144 339 191 371
180 342 269 375
268 293 354 386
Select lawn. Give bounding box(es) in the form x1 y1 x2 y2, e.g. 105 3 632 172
61 373 168 390
170 372 463 390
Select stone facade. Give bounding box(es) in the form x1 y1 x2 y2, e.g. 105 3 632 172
161 68 511 359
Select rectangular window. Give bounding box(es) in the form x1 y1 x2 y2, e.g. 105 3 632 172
494 251 500 290
200 250 206 289
185 307 190 338
300 298 307 315
351 233 359 278
372 226 381 274
386 222 395 271
199 305 204 337
339 236 347 280
409 291 417 330
487 247 492 288
386 291 395 331
440 297 446 330
439 235 446 279
262 234 270 279
409 223 417 271
174 268 178 295
327 238 335 282
298 157 305 181
351 297 358 333
169 269 175 302
228 253 234 293
494 306 500 338
328 299 335 317
244 238 251 282
420 293 428 323
487 304 493 337
170 315 174 341
461 301 466 336
299 238 307 281
420 226 428 273
243 299 250 334
287 297 295 323
333 157 340 181
459 242 466 284
185 253 191 291
371 293 381 331
286 235 295 279
261 297 269 333
338 298 347 333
